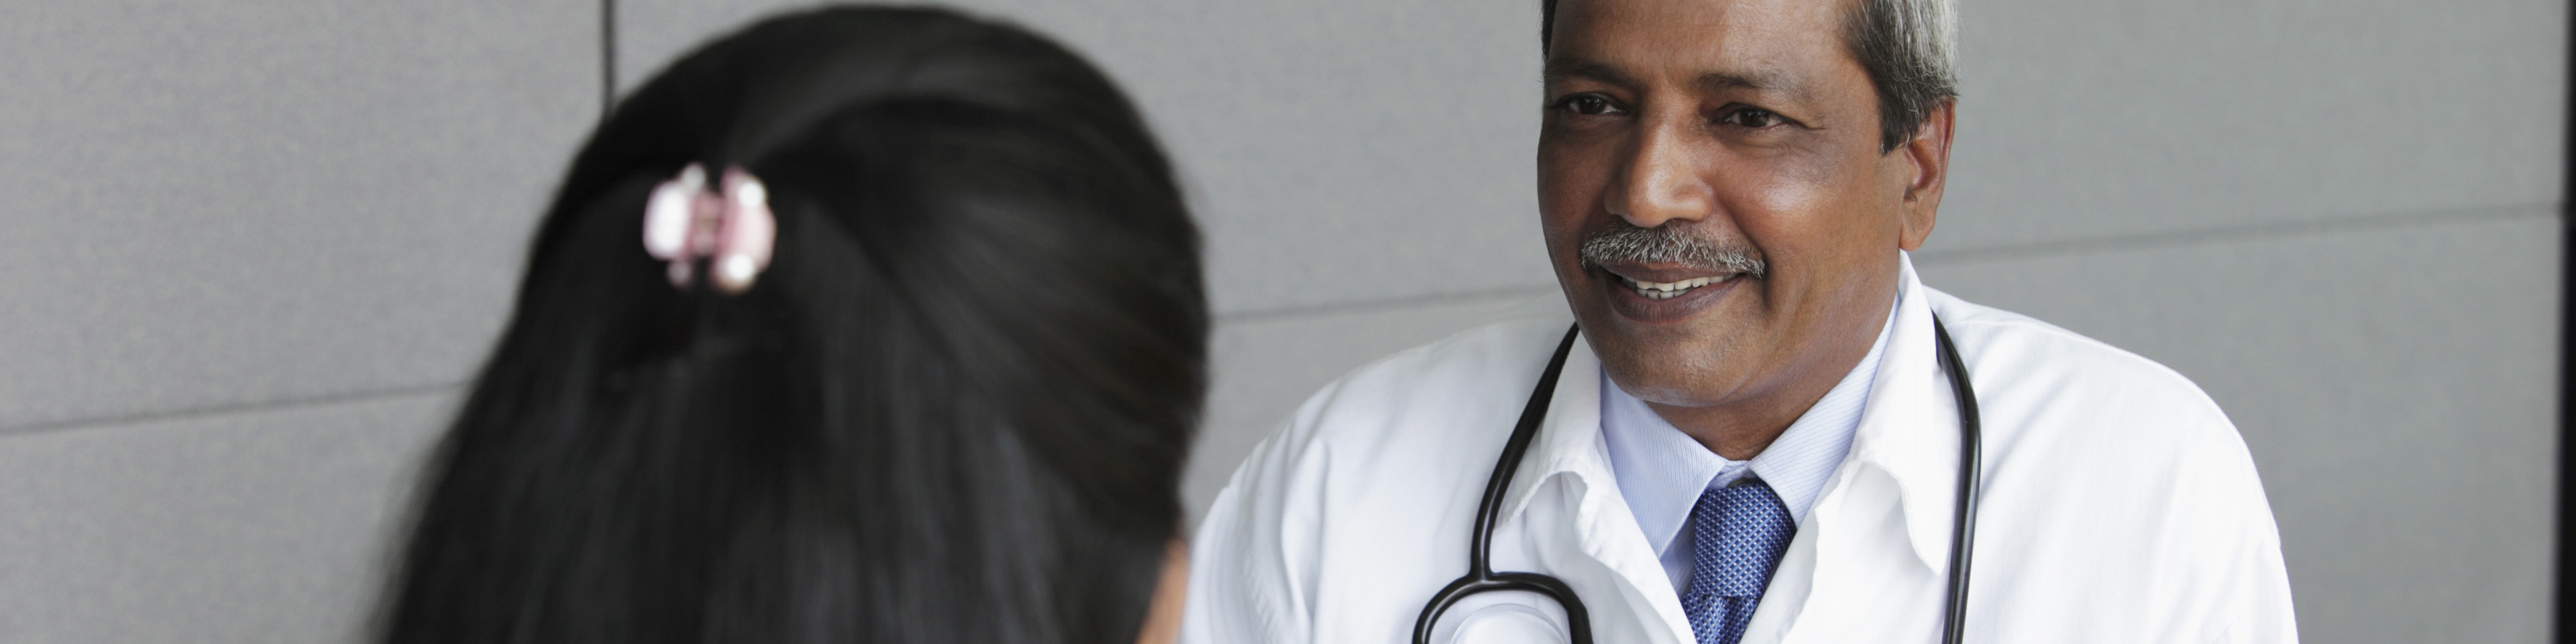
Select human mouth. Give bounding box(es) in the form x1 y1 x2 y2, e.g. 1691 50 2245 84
1592 264 1746 324
1617 274 1730 300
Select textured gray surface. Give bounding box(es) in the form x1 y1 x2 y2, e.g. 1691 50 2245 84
0 391 453 643
1921 212 2563 644
1937 0 2565 250
0 0 596 431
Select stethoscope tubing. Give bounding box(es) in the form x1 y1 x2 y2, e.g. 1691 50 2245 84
1415 319 1982 644
1411 325 1594 644
1931 316 1980 644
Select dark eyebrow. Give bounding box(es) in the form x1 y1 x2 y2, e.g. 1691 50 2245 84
1542 59 1635 88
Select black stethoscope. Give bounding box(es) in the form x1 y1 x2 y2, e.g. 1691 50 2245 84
1413 317 1982 644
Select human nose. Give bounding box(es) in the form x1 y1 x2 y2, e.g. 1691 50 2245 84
1601 121 1712 229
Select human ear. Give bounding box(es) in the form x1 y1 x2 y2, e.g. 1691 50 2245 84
1896 98 1955 252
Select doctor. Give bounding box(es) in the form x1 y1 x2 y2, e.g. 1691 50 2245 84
1182 0 2298 642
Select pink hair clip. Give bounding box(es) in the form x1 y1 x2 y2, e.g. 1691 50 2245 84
643 163 775 294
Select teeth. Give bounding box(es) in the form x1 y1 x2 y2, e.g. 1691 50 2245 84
1621 276 1723 300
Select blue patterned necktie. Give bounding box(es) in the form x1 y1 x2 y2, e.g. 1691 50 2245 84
1681 476 1797 644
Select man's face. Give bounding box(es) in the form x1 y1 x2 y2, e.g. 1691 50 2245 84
1540 0 1942 413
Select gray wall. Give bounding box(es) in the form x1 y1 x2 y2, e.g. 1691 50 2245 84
0 1 2558 642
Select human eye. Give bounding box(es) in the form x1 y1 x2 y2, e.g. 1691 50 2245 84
1715 106 1786 129
1549 93 1627 117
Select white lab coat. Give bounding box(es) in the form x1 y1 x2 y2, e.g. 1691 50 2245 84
1184 259 2298 644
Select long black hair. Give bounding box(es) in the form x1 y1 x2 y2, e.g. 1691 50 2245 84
377 6 1205 643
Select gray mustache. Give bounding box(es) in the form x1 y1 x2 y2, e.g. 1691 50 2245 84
1578 223 1766 278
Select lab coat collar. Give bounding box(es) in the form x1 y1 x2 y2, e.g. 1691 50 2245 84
1500 253 1962 573
1499 328 1611 524
1843 253 1966 571
1497 328 1698 638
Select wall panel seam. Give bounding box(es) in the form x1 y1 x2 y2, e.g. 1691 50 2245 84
0 382 462 439
1218 284 1558 324
1918 202 2558 267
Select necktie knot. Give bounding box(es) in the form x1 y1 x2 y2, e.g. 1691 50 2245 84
1680 476 1796 644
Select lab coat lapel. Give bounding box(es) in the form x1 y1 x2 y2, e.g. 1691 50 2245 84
1494 335 1701 644
1849 256 1970 572
1743 256 1963 644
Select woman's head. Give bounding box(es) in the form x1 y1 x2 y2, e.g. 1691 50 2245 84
381 7 1203 643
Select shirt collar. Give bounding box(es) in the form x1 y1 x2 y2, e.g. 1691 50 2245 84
1598 288 1898 557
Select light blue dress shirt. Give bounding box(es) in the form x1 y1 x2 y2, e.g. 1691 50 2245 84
1601 298 1899 593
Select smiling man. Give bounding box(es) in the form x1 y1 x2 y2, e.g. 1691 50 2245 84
1183 0 2297 642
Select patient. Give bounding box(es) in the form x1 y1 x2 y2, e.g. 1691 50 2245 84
374 7 1203 644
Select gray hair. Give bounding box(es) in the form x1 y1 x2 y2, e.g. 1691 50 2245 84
1845 0 1958 152
1540 0 1959 152
1578 221 1768 278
